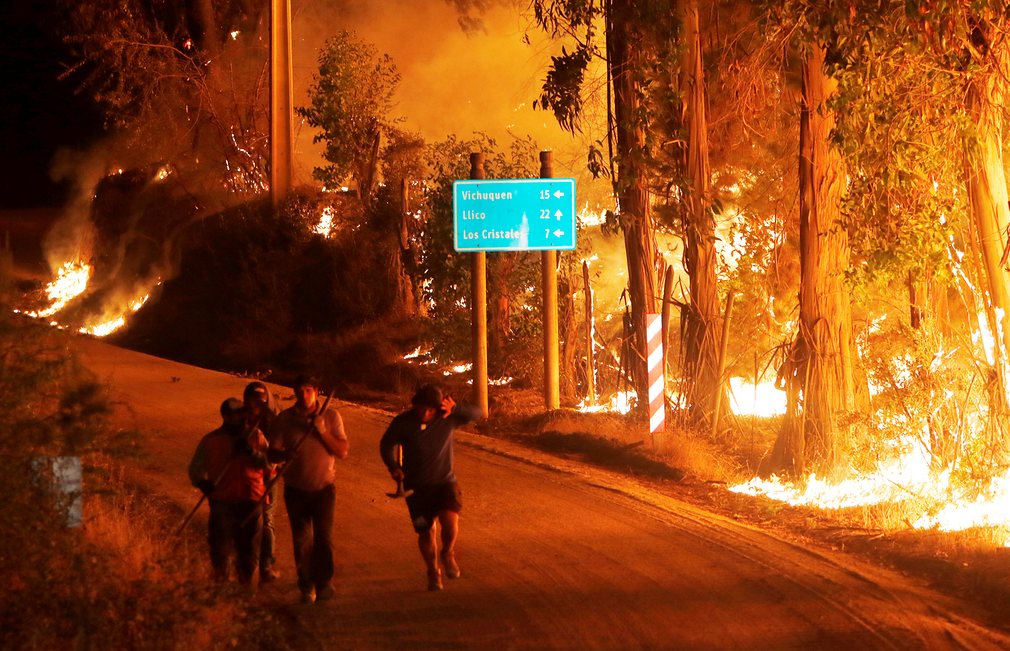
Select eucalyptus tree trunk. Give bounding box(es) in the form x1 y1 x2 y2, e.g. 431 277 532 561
774 43 859 477
487 254 517 377
963 39 1010 409
678 0 723 428
609 0 659 409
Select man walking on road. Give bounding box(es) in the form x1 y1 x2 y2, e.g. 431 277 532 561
243 381 281 584
188 397 270 585
380 384 482 591
269 375 349 604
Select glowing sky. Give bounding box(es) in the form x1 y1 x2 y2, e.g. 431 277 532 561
290 0 609 199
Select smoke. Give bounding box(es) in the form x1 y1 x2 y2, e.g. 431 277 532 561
44 146 108 273
291 0 610 205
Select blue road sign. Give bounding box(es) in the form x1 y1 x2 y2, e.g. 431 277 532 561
453 178 577 252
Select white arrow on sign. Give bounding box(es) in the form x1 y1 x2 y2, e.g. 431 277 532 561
554 210 563 219
553 190 565 198
553 229 565 237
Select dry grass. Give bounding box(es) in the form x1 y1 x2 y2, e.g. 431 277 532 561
0 454 292 651
481 393 748 485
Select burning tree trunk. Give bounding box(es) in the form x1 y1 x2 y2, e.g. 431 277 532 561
773 44 859 477
963 38 1010 409
391 177 416 317
610 0 659 409
677 0 723 428
488 253 517 376
559 272 579 401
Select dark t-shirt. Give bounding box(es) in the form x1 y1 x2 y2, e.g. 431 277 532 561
379 404 481 489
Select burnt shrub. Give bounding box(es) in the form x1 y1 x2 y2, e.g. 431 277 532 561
117 189 421 388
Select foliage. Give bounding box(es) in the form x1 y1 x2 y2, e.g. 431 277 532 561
297 31 402 202
0 313 290 650
859 316 1010 492
59 0 270 195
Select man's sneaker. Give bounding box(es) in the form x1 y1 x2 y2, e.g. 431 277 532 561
260 567 281 584
316 583 336 602
300 588 316 604
427 569 443 592
441 553 460 579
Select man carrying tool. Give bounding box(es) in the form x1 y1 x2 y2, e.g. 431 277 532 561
379 384 482 591
269 375 348 604
243 381 281 584
188 397 270 585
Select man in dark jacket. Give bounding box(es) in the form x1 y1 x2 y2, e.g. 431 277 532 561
379 384 481 591
188 397 269 585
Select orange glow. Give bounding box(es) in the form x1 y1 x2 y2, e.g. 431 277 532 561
729 377 786 417
23 261 91 318
578 390 635 415
731 438 1010 544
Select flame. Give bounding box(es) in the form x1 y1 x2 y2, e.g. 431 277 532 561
314 206 336 237
16 258 156 338
443 363 472 377
79 293 151 337
577 390 636 415
23 261 91 318
730 437 1010 544
729 377 786 417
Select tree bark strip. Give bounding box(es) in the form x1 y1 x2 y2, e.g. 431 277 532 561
678 0 723 428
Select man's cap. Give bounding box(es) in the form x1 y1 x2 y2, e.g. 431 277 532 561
220 397 245 417
411 384 443 409
293 374 320 390
243 381 269 402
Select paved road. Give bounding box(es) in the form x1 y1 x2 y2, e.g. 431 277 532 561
78 337 1010 650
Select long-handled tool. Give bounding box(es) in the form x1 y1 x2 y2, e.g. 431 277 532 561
176 414 264 536
240 390 334 527
176 461 231 536
386 444 408 498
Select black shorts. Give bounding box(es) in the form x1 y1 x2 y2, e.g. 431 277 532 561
405 482 462 533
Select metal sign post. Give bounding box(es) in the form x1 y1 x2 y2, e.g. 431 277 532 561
469 153 489 418
540 152 560 410
453 157 576 413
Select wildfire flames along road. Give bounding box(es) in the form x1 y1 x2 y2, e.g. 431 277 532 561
79 337 1010 650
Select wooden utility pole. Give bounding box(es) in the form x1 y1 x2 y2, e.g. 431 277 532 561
470 153 489 417
270 0 294 208
541 151 560 410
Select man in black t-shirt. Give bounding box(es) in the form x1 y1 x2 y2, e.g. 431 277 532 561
379 384 481 591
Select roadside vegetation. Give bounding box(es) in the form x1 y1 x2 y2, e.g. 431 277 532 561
0 306 288 650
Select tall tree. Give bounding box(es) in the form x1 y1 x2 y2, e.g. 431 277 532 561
676 0 723 427
297 31 401 210
533 0 660 409
756 1 864 476
958 13 1010 407
609 0 660 404
778 41 859 474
